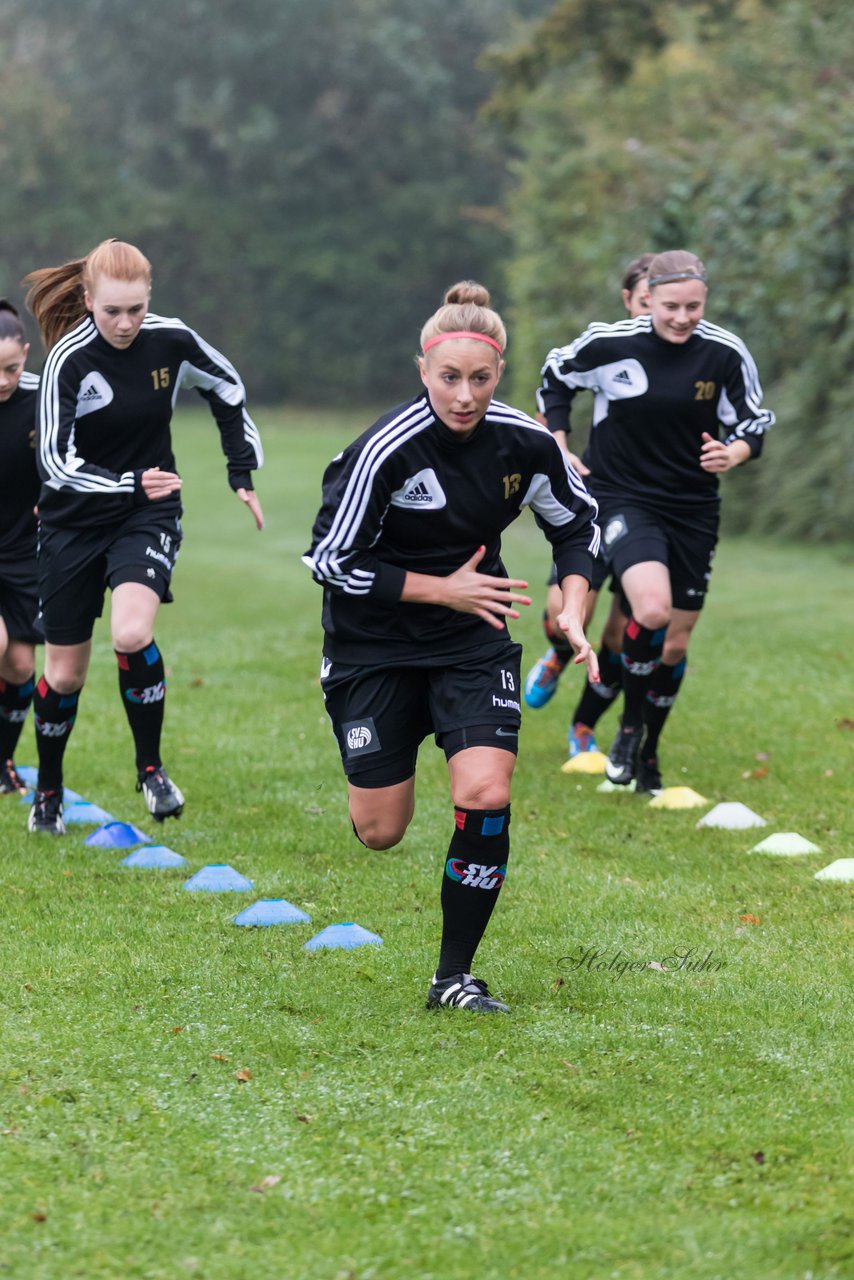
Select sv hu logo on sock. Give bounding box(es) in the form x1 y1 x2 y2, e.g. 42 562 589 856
446 860 507 890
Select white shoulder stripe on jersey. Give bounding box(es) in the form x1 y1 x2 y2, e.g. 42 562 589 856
310 401 435 589
19 370 40 390
39 318 135 496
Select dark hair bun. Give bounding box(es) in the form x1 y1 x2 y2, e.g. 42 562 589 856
444 280 491 308
0 297 20 317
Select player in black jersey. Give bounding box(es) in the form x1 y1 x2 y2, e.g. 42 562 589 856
305 281 600 1014
22 240 264 834
0 301 41 795
539 250 775 792
524 255 654 764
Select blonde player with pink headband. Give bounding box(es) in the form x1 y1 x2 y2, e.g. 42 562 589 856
305 280 600 1014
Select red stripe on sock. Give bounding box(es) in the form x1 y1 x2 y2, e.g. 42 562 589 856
626 617 641 640
454 808 467 831
37 675 49 697
115 652 130 670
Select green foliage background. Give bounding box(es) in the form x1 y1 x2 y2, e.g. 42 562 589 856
1 0 851 537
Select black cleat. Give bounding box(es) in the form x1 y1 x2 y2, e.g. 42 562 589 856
137 766 184 821
636 753 663 795
605 722 644 786
0 759 27 795
28 789 65 835
427 972 509 1014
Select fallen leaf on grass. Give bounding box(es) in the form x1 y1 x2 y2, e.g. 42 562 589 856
739 914 761 926
752 1151 765 1164
32 1212 47 1223
171 1026 184 1035
561 1060 578 1071
234 1068 253 1083
294 1113 312 1124
250 1175 282 1193
551 977 564 991
836 718 854 732
755 752 769 761
210 1053 229 1062
741 766 769 780
62 870 73 878
648 961 668 973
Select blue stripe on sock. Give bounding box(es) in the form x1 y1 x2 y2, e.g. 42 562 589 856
481 815 505 836
143 643 160 666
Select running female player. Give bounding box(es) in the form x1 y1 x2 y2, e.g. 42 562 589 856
0 301 40 794
524 253 653 763
305 281 600 1013
538 250 774 791
23 239 264 833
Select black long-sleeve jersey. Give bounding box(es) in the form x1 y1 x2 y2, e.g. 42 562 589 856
0 371 40 561
304 391 600 664
537 316 775 511
36 313 263 529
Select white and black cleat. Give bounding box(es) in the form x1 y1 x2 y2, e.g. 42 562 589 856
138 766 184 821
427 972 509 1014
28 789 66 835
605 723 644 786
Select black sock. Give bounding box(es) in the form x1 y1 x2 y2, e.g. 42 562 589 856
620 619 666 729
0 675 35 759
543 612 573 665
33 677 80 792
643 658 686 757
571 641 622 729
437 805 510 980
116 642 166 775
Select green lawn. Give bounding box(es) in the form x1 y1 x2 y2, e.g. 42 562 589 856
1 408 851 1280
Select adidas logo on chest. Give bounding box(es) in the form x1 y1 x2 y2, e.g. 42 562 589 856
390 467 447 510
76 371 114 417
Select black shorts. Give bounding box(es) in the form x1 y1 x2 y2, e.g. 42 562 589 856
321 641 523 788
37 509 183 645
0 555 40 644
547 555 615 595
598 500 719 612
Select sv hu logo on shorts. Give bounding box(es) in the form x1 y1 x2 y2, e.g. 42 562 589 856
347 725 372 750
342 717 381 756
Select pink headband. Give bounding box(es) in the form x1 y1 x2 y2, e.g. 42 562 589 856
423 330 504 354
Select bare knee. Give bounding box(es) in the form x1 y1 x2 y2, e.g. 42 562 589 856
631 601 671 631
662 640 688 666
112 622 154 654
44 649 89 694
0 644 35 685
452 780 511 811
352 813 410 851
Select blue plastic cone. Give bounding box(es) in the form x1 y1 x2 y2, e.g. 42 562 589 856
182 864 254 892
64 801 115 825
304 922 383 951
84 821 152 848
233 898 310 927
15 765 38 789
121 845 189 869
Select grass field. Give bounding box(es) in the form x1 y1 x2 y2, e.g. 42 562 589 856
1 407 852 1280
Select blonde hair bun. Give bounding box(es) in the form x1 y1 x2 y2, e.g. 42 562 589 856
444 281 491 309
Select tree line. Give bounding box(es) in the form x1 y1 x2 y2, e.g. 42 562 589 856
1 0 850 538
